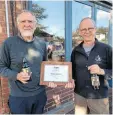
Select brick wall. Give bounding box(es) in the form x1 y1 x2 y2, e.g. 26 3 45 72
44 86 74 113
109 87 112 114
0 1 8 113
0 2 7 45
0 1 27 113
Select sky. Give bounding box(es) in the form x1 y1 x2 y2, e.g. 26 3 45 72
33 1 111 37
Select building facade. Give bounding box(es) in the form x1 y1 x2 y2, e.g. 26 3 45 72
0 0 112 114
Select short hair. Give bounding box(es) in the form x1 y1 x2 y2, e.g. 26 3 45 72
79 17 96 29
16 10 37 24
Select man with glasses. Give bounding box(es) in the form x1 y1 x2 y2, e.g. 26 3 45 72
71 17 112 114
0 10 48 114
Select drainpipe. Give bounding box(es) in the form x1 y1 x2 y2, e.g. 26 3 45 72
5 0 10 37
27 1 32 11
65 1 72 61
108 11 112 46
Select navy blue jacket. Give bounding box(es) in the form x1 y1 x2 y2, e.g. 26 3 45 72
71 39 112 99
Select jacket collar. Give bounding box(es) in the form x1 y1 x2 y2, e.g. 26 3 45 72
75 38 100 53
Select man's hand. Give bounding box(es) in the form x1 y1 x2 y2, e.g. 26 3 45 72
48 82 57 88
88 64 105 75
65 79 75 88
17 72 31 84
48 79 75 88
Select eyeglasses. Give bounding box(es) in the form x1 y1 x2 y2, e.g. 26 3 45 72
80 27 95 33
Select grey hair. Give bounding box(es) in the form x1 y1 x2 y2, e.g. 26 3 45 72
79 17 96 29
16 10 37 24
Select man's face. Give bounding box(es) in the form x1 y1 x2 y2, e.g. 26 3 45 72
17 12 36 37
79 19 96 42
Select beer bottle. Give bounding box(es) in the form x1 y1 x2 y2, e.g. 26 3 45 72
22 58 32 81
91 74 100 89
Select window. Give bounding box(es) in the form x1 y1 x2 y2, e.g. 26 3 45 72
32 1 65 61
96 9 110 44
72 1 92 48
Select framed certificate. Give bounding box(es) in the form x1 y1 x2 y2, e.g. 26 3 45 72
40 61 72 85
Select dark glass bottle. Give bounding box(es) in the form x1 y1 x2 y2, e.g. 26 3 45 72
22 58 32 81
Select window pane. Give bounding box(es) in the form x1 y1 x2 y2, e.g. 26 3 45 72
72 1 92 48
96 9 110 44
32 1 65 61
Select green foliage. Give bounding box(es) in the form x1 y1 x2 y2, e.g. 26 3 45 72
34 28 42 36
96 27 108 34
32 4 47 22
32 4 48 36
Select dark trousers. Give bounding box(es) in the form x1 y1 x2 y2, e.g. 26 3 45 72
8 91 47 114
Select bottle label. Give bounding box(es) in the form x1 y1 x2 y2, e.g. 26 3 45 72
22 68 29 73
91 74 100 89
22 68 32 81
